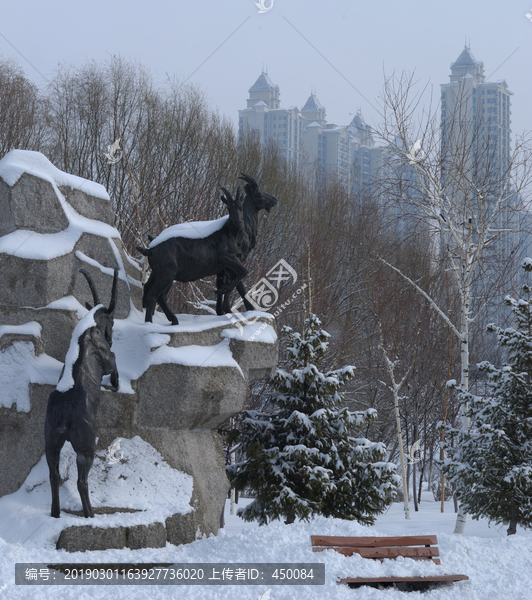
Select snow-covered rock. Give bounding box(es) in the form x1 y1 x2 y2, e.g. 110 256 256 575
0 150 142 316
0 153 279 552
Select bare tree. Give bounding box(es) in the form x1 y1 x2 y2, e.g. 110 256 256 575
0 56 47 157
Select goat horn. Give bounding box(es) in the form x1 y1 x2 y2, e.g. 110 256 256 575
80 269 100 308
107 267 119 315
239 173 258 189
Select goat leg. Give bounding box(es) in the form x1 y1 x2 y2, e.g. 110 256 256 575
45 442 64 518
235 281 254 312
222 291 232 314
218 273 253 315
142 278 166 323
157 282 179 325
216 272 228 315
143 275 178 325
76 449 95 518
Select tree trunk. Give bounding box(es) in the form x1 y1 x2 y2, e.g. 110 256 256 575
284 510 296 525
230 451 236 515
413 461 418 512
413 422 419 512
419 413 427 504
507 501 517 535
454 281 471 533
418 460 425 505
428 442 433 497
394 384 410 519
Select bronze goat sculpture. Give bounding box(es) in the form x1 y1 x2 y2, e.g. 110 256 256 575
216 173 278 315
44 268 119 518
137 176 275 325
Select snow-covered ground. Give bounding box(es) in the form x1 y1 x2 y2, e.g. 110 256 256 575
1 489 531 599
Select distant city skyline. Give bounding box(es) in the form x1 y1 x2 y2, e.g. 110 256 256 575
238 45 516 193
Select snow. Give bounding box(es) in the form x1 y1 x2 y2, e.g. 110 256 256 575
0 322 63 411
406 139 425 164
0 150 110 200
0 150 121 260
109 238 143 290
2 491 532 599
76 247 142 289
43 296 88 319
149 340 243 378
0 321 42 339
148 216 229 247
221 321 277 344
0 342 62 412
0 437 193 547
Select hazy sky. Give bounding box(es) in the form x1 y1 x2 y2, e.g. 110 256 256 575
1 1 531 140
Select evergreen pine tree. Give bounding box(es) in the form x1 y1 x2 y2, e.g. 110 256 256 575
442 260 532 535
227 313 399 525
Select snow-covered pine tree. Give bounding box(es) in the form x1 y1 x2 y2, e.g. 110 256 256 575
227 313 399 525
442 260 532 535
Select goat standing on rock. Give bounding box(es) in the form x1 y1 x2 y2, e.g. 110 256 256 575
137 174 276 325
44 268 119 518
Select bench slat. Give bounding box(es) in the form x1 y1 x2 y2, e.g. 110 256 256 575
311 535 438 548
339 575 469 584
313 546 440 559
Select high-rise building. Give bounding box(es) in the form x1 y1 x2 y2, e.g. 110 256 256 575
239 72 364 188
440 47 512 196
440 47 525 327
347 111 382 196
238 72 303 167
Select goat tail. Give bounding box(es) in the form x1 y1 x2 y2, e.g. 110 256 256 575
136 246 151 257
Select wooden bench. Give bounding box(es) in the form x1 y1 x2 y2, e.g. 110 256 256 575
311 535 469 591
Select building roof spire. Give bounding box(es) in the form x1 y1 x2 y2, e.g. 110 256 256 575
452 46 479 67
249 72 276 92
